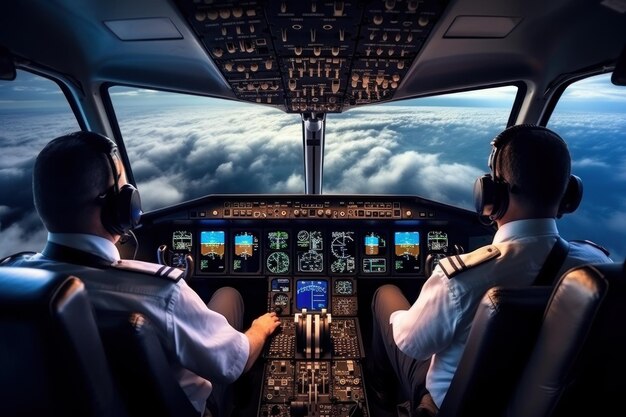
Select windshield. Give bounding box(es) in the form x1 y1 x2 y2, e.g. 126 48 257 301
109 87 304 211
110 85 517 212
324 87 517 208
1 71 624 263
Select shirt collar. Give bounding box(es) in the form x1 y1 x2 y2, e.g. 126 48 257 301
48 232 121 263
493 218 559 244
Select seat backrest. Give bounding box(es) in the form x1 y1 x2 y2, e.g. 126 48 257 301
95 310 199 417
508 261 620 417
0 267 128 417
437 286 552 417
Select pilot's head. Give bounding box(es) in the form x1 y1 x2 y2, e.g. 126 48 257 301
33 131 141 240
474 125 578 224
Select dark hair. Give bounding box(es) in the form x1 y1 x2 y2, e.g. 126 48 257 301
33 131 112 232
497 126 571 208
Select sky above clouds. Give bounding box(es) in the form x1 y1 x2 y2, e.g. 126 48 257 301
1 71 625 262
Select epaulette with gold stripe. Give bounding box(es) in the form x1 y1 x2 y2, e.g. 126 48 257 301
112 259 183 282
438 245 500 279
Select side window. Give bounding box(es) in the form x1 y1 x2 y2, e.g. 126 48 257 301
548 73 626 262
0 70 80 258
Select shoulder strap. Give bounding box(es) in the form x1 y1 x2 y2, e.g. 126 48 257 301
439 245 500 279
533 237 570 286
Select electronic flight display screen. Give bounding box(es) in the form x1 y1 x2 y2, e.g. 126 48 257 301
265 230 291 274
296 230 324 273
295 279 328 311
393 231 421 273
362 231 388 274
199 230 226 273
232 231 260 273
329 230 356 274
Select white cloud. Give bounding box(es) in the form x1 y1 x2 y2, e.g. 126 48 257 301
0 221 47 259
573 158 609 168
136 178 184 209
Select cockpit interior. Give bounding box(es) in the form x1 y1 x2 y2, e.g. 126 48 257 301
1 0 625 416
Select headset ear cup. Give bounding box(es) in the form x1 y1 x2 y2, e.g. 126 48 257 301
474 174 509 220
557 175 583 218
474 174 495 216
116 184 142 233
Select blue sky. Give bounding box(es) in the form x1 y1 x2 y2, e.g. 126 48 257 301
1 71 625 262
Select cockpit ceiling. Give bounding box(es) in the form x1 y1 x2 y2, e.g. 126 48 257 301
174 0 448 113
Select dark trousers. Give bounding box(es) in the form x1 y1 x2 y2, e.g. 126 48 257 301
205 287 244 417
370 284 431 413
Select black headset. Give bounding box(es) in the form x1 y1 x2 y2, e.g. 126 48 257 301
87 132 142 235
473 124 583 221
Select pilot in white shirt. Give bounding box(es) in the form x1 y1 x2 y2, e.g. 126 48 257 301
5 131 280 417
12 232 250 414
369 125 612 416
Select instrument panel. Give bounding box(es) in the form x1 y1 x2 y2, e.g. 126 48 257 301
130 195 494 417
137 195 495 280
163 226 474 277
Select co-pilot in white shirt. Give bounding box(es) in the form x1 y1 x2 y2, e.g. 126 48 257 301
12 232 250 415
389 218 612 408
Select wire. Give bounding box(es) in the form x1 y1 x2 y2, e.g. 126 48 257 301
125 229 139 260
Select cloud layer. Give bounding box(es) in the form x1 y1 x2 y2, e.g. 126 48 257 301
1 103 625 263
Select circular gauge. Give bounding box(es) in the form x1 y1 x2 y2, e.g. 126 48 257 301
331 260 346 273
273 293 289 307
331 232 355 259
297 230 309 241
267 251 290 274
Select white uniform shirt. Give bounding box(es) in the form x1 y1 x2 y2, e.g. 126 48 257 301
389 218 612 408
13 233 250 415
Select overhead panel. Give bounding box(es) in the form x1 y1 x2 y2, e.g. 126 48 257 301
176 0 448 113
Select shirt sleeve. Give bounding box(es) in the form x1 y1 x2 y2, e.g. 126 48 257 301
389 266 460 361
168 281 250 385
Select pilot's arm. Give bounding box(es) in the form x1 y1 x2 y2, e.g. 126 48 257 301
170 281 250 385
389 267 459 361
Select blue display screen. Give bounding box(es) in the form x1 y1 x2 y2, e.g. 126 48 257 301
295 280 328 311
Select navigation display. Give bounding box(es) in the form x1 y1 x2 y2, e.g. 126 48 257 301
393 231 421 273
362 231 387 274
265 230 291 274
295 279 328 311
296 229 324 273
232 231 260 273
172 230 192 251
199 230 226 273
427 231 448 251
330 230 356 274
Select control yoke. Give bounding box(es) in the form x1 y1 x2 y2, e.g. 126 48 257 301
157 244 194 281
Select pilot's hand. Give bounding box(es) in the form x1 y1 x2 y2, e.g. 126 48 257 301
250 311 281 338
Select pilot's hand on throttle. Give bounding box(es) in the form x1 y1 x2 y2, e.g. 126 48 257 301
251 311 281 338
